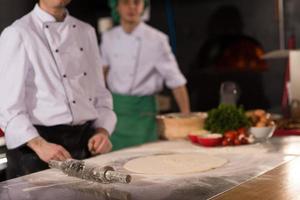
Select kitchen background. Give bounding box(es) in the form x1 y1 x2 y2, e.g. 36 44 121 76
1 0 299 113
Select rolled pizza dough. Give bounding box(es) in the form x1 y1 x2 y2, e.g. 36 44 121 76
123 153 227 175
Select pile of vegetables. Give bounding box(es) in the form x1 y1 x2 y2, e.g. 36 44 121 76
204 104 252 146
204 104 250 134
246 109 275 127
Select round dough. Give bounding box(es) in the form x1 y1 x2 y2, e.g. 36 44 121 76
123 153 227 175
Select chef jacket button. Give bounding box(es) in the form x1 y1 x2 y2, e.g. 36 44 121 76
63 74 67 78
72 100 76 104
55 49 59 53
83 72 87 76
45 25 49 28
89 98 93 101
73 24 76 28
80 47 84 51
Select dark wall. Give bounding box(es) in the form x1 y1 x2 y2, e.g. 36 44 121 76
0 0 290 112
286 0 300 46
170 0 280 69
152 0 284 112
0 0 36 31
0 0 109 31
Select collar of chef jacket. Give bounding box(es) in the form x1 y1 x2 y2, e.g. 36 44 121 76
119 22 145 41
33 4 70 27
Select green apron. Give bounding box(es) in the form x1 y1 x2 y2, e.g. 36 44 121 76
111 93 158 151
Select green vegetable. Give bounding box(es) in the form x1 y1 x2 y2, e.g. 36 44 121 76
204 104 250 134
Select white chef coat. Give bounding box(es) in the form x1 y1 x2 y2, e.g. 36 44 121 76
100 22 187 96
0 4 116 149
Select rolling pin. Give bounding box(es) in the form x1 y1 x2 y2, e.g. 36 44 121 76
49 159 131 184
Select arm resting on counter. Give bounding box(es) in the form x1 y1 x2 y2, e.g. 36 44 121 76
27 136 71 163
172 85 191 114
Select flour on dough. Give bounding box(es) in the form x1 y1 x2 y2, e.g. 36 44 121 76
123 153 228 175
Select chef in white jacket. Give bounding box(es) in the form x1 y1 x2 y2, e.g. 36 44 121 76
101 0 190 150
0 0 116 179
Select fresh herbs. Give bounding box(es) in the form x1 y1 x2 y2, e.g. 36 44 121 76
204 104 250 134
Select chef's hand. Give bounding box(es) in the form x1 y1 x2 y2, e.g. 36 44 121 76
27 136 72 163
88 128 112 155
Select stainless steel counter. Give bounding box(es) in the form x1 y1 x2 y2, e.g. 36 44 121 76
1 136 300 200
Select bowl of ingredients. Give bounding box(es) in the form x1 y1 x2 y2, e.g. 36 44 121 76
249 126 276 142
246 109 276 142
197 134 223 147
188 130 210 143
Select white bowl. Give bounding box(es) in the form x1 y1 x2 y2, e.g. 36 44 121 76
249 126 276 141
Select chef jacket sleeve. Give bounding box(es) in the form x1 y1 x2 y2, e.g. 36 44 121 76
88 28 116 135
154 35 187 89
0 27 39 149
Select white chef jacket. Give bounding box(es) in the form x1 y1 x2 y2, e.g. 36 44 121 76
0 4 116 149
100 22 187 96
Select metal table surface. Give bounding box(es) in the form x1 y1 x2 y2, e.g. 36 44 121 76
1 136 300 200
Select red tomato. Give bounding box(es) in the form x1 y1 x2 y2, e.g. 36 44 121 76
222 139 229 146
239 132 249 138
237 127 246 135
234 138 241 145
224 131 238 141
240 137 249 145
226 137 235 146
